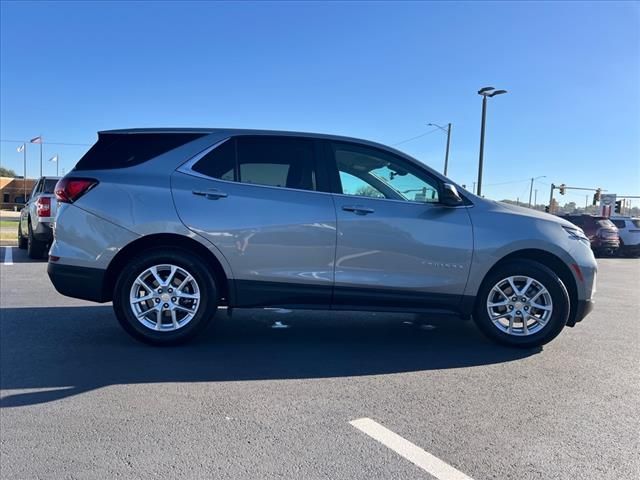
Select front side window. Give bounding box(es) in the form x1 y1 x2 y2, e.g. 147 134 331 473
333 143 439 203
191 136 317 191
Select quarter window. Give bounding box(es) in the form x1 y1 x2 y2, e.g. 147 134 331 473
191 136 317 191
332 143 440 203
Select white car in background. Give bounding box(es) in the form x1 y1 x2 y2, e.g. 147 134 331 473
610 216 640 257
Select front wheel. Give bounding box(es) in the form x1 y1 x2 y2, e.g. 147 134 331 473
113 248 219 345
474 260 570 348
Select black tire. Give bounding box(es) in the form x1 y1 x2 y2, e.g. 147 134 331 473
113 248 219 345
473 259 570 348
27 221 47 259
17 222 28 249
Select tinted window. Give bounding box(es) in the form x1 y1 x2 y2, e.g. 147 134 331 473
43 179 58 193
237 137 316 190
192 136 317 191
612 219 625 229
191 138 236 180
632 219 640 228
75 133 205 171
597 219 616 229
333 143 439 203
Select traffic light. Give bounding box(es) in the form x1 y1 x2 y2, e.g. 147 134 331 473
592 188 601 206
544 205 550 213
558 184 566 195
614 200 622 214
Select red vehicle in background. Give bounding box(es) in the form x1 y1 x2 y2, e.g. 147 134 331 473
559 214 620 257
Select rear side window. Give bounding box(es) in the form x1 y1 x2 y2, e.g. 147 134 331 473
192 136 317 191
75 133 205 170
632 219 640 228
612 219 625 229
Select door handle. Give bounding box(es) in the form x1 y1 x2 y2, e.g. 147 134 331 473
192 189 228 200
342 205 375 215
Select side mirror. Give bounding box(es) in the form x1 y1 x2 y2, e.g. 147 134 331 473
441 183 463 206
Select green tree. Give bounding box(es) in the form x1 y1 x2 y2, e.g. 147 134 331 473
0 166 17 177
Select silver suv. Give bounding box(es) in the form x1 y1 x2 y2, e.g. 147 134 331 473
48 128 597 347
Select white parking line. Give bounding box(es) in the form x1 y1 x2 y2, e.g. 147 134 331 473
350 418 474 480
2 247 14 265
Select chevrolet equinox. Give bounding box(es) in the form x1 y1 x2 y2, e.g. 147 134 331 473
48 128 597 347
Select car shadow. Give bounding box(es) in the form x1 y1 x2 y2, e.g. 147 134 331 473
0 305 540 408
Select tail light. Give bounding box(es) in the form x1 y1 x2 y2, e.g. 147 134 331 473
36 197 51 217
55 178 98 203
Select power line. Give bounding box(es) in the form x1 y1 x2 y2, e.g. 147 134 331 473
1 139 91 146
483 178 531 187
391 128 440 147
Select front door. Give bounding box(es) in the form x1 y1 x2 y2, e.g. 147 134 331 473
327 141 473 312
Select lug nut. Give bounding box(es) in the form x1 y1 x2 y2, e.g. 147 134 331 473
157 288 162 294
521 297 527 302
155 298 160 303
163 303 169 308
168 288 173 293
509 305 514 310
172 297 176 302
524 306 529 311
516 311 521 316
511 297 517 301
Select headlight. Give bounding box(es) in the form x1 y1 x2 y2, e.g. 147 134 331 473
562 225 590 245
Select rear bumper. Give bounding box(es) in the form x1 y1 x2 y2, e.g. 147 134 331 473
33 222 53 243
47 262 108 303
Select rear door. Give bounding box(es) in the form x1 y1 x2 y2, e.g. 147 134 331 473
326 140 473 312
172 135 336 308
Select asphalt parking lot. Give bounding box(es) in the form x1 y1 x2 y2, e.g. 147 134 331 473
1 247 638 479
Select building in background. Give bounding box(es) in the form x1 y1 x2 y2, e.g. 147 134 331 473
0 177 36 210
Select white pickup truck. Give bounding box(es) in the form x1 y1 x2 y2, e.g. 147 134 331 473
18 176 61 259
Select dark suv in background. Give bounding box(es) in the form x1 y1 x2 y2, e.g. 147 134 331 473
559 215 620 257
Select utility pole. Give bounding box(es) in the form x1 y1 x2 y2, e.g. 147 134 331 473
548 183 556 213
529 176 546 207
428 122 453 176
534 189 538 208
444 123 451 176
472 182 476 195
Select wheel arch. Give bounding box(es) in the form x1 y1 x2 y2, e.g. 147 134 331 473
103 233 232 305
476 249 579 326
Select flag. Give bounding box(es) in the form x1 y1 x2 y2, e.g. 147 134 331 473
49 155 58 163
17 144 25 153
30 136 43 144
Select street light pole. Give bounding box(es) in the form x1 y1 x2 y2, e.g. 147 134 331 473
476 87 507 197
477 95 488 197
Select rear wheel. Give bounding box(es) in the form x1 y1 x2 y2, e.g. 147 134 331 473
27 221 47 259
474 260 570 348
17 222 28 249
113 248 219 345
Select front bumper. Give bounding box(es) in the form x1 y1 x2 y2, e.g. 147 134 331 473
572 299 595 325
47 262 108 303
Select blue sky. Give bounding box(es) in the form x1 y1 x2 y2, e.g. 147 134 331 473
1 1 638 206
